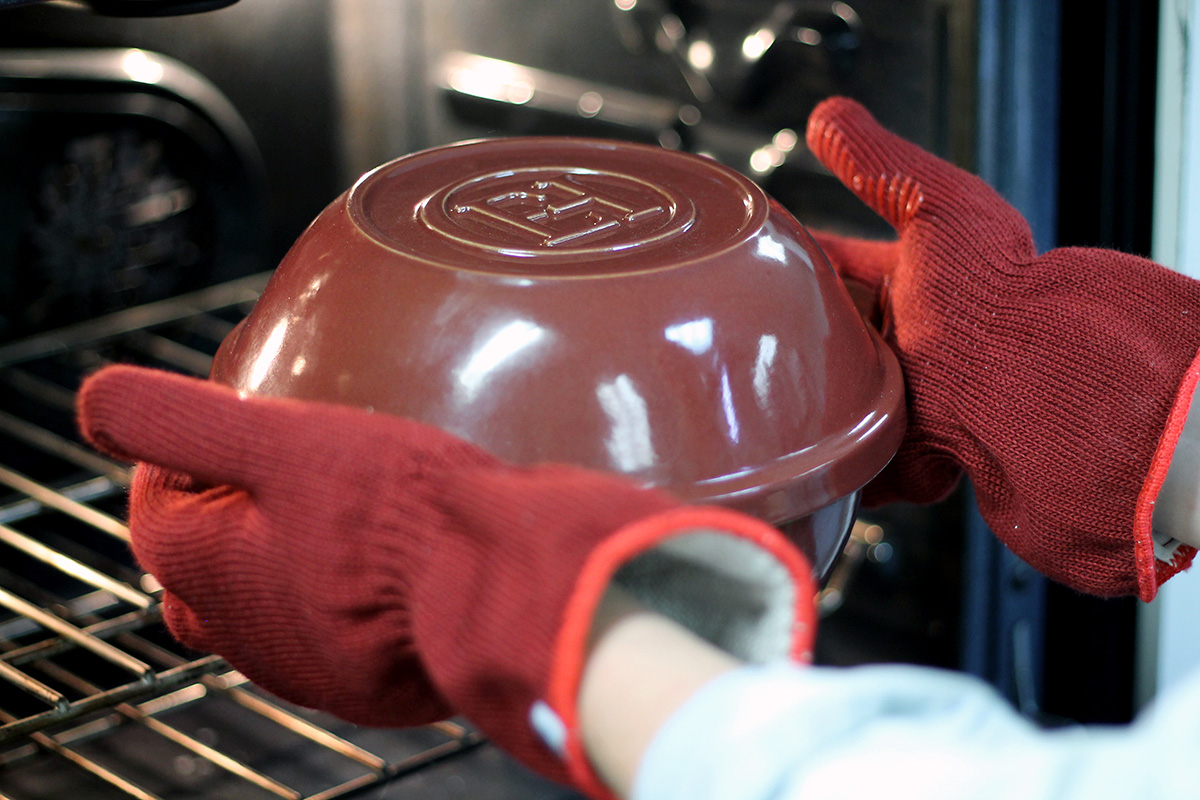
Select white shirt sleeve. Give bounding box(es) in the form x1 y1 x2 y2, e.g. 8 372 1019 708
634 662 1200 800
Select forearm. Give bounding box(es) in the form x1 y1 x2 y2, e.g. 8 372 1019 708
579 595 1200 800
578 587 742 798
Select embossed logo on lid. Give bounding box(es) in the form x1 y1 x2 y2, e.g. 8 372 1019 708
347 137 765 277
419 168 695 255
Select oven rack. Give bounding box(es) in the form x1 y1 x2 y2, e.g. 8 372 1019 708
0 274 494 800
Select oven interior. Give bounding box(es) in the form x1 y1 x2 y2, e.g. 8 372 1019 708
0 1 977 796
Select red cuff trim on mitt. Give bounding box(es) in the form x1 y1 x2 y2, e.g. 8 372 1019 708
543 506 817 800
1134 344 1200 602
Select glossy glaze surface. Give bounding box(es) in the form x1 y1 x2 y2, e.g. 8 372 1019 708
211 138 905 558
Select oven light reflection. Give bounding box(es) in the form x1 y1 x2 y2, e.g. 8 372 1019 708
247 320 289 392
742 28 776 61
753 334 778 405
687 39 715 71
755 235 787 263
300 276 324 301
665 318 714 355
597 375 656 472
121 49 164 84
846 411 888 442
456 320 546 401
447 64 534 105
719 369 740 444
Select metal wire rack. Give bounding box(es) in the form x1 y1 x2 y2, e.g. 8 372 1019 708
0 275 509 800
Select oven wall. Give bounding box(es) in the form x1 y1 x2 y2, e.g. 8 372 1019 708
0 0 982 680
0 0 343 280
0 3 1043 798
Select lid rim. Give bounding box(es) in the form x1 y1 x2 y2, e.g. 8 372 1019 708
675 326 906 521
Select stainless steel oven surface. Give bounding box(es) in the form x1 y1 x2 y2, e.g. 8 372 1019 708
338 0 976 234
1 1 976 797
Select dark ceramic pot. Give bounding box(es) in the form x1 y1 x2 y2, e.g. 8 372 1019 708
210 137 905 582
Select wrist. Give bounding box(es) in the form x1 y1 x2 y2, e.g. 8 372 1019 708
543 507 817 798
1152 368 1200 549
1135 345 1200 599
579 587 741 799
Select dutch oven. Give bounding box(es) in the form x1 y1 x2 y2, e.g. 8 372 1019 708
209 137 905 582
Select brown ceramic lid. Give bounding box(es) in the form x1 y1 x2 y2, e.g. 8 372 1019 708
210 137 905 525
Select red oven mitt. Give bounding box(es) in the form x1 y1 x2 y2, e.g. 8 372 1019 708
804 97 1200 600
77 364 815 798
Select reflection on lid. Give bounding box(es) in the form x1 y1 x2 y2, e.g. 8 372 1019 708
756 235 788 264
665 318 713 355
597 374 656 473
753 334 779 407
247 319 289 392
455 320 546 402
720 368 740 444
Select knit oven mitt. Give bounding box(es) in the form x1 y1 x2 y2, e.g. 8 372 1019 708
805 97 1200 600
76 364 815 797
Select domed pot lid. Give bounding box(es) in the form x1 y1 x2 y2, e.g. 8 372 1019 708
211 137 906 525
